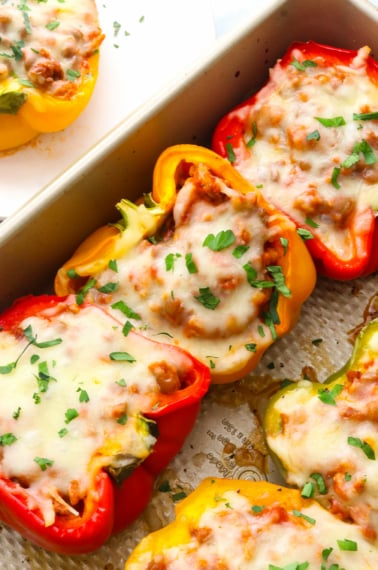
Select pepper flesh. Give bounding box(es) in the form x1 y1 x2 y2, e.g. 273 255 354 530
0 0 104 151
264 317 378 540
54 144 316 384
0 294 210 554
124 477 378 568
212 41 378 280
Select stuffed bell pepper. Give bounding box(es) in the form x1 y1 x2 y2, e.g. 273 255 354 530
55 144 316 384
0 0 104 151
265 317 378 541
125 477 378 569
0 294 210 554
212 41 378 280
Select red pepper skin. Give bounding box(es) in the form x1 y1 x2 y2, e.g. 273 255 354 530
0 295 210 554
212 41 378 281
0 472 114 556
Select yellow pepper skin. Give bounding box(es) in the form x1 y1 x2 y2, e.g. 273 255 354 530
264 318 378 539
124 477 378 568
55 144 316 384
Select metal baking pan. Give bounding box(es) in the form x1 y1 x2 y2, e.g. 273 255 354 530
0 0 377 567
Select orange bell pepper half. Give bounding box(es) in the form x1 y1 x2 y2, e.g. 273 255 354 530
55 144 316 384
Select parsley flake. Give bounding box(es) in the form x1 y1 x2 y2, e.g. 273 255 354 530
194 287 220 310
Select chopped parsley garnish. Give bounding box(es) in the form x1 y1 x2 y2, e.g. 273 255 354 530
109 351 136 363
65 408 79 424
232 244 250 258
315 116 346 127
185 252 198 274
356 138 377 165
23 11 32 34
108 259 118 272
46 20 60 31
243 263 291 297
353 111 378 121
113 21 121 36
203 229 236 251
117 413 128 425
36 361 57 393
304 217 319 228
122 320 133 337
194 287 220 310
310 472 327 494
331 166 341 189
0 433 17 446
111 300 141 320
292 509 316 525
225 142 236 163
318 384 343 406
297 228 314 241
97 281 119 294
66 268 80 279
13 407 21 420
291 58 318 71
34 457 54 471
322 547 333 561
165 252 181 271
251 504 264 513
306 129 320 141
23 324 62 349
76 278 96 305
301 481 314 498
78 388 90 403
245 343 257 352
158 480 171 492
267 265 291 297
66 68 81 82
337 538 358 551
280 237 289 255
172 491 187 502
311 338 323 346
347 436 376 460
246 121 258 147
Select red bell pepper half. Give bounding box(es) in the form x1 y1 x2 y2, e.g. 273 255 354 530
0 294 210 554
212 41 378 280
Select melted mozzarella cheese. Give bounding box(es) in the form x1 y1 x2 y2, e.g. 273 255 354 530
234 46 378 261
0 0 102 95
94 167 282 375
129 490 378 569
0 301 192 525
266 328 378 535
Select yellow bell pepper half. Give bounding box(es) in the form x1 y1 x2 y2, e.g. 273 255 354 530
0 52 100 151
125 477 378 568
